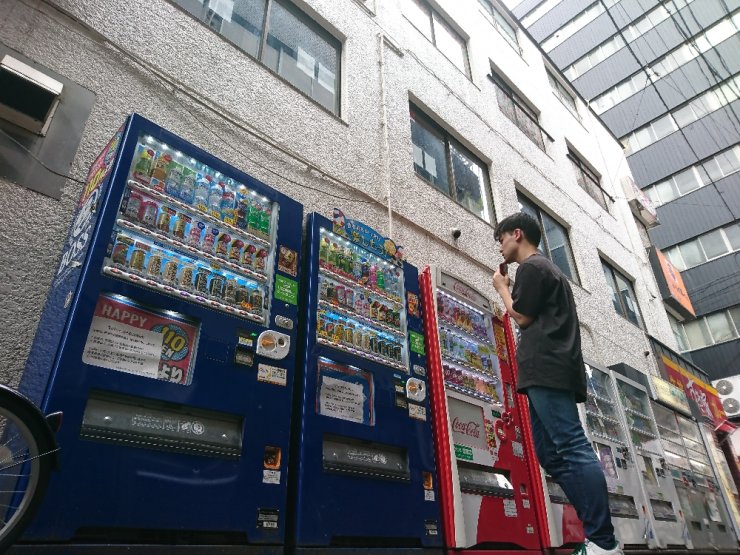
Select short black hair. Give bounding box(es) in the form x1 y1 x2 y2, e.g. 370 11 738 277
494 212 541 247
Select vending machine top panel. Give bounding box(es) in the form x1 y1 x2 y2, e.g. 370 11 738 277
436 270 494 314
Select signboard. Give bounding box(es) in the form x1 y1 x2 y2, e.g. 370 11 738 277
662 355 726 426
649 248 694 318
447 397 488 452
652 375 692 415
82 293 200 384
621 175 658 227
317 358 374 425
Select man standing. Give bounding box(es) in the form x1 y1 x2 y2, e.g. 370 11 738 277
492 213 622 555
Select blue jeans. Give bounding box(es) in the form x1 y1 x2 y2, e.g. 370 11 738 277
527 386 616 549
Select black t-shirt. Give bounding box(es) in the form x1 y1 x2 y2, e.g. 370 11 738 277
511 254 587 402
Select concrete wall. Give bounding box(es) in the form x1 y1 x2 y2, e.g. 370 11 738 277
0 0 677 387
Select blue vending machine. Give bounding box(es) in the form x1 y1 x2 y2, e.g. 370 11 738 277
20 114 304 550
290 210 442 553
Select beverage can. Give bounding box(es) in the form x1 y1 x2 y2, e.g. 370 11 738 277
344 288 354 309
333 323 344 342
353 329 363 347
124 193 142 221
129 249 146 272
194 269 210 292
250 289 263 314
209 275 225 298
179 265 195 289
162 260 179 283
224 279 237 303
344 325 354 344
319 280 329 300
111 236 133 265
336 285 345 306
236 285 249 306
362 332 371 351
172 215 187 240
141 202 158 227
156 211 171 233
146 252 163 277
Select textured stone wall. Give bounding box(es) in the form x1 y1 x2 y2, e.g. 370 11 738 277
0 0 676 387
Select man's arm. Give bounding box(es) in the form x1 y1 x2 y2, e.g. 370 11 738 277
493 268 534 329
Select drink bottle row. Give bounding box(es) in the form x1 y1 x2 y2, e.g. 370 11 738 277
316 309 404 363
319 275 401 330
120 185 270 275
107 233 264 314
436 290 488 341
319 233 403 301
131 142 273 238
442 363 499 401
439 327 495 374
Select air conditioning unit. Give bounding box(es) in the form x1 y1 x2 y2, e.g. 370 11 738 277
713 376 740 418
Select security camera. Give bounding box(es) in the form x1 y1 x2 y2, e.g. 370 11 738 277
451 228 462 240
643 350 650 357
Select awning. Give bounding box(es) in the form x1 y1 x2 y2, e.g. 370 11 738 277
715 420 737 434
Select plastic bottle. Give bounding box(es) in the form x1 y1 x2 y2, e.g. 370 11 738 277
248 198 263 234
377 266 385 290
369 264 377 288
179 169 195 203
194 173 211 212
208 181 224 219
221 182 237 225
259 202 272 237
164 163 183 198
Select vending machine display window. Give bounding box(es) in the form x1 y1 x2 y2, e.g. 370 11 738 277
584 366 627 445
315 228 407 371
594 442 619 480
615 380 661 455
105 135 278 324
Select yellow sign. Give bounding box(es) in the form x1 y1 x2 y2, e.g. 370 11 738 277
651 375 691 415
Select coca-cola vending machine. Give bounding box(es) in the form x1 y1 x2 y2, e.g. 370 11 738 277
419 267 542 553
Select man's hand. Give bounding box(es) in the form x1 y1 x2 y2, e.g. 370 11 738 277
493 268 510 292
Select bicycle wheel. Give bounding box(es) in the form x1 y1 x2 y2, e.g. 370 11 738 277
0 390 53 554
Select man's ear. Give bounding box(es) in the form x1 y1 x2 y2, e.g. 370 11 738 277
513 228 523 242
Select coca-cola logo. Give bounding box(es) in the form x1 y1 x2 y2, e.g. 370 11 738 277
453 282 474 301
452 417 480 438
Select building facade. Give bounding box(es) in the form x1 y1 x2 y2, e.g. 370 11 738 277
511 0 740 384
0 0 677 389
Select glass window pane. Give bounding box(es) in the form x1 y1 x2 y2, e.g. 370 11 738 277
450 143 489 221
655 179 678 203
698 229 728 259
716 148 740 176
517 196 544 250
602 264 622 316
673 106 695 128
679 240 706 268
496 85 516 123
730 306 740 331
653 115 677 138
724 223 740 251
664 247 686 271
683 319 712 350
706 312 735 343
433 14 469 75
614 272 641 326
404 0 433 40
702 158 724 183
494 9 518 45
262 0 340 113
541 212 577 282
673 168 700 195
410 112 450 194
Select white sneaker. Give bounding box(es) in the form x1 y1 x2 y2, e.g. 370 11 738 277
583 539 623 555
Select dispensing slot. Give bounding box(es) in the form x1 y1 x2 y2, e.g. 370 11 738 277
457 462 514 498
323 434 409 482
81 390 243 459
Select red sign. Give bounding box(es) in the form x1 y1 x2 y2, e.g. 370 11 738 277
662 355 726 426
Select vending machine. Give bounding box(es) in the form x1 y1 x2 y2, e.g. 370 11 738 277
699 422 740 543
289 211 442 552
579 363 649 548
20 114 303 548
418 267 541 553
611 373 686 548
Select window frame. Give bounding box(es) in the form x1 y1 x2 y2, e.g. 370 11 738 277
410 104 495 224
490 71 548 150
601 261 643 328
664 222 740 271
517 193 580 284
478 0 521 53
168 0 342 116
678 307 740 352
567 149 611 211
547 70 579 118
404 0 471 77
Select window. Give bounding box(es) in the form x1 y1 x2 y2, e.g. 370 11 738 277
171 0 341 115
644 146 740 206
562 0 695 81
404 0 470 77
479 0 519 51
491 72 545 150
668 314 689 352
602 262 642 327
548 71 578 116
663 222 740 271
518 194 579 283
410 105 494 222
677 307 740 352
625 75 740 154
568 150 610 211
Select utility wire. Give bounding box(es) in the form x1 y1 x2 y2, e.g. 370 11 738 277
0 127 87 185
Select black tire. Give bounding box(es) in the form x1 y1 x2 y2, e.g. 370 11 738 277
0 388 53 554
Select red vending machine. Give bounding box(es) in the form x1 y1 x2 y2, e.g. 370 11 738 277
419 267 542 554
